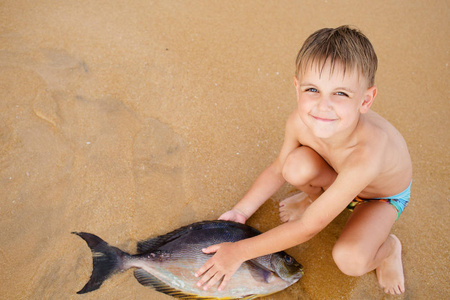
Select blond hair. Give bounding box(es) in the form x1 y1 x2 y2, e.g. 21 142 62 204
295 26 378 87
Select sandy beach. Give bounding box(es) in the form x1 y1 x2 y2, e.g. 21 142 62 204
1 1 448 299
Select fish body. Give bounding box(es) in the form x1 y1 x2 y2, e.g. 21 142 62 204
73 220 303 299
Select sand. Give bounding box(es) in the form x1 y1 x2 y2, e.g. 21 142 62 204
0 1 448 299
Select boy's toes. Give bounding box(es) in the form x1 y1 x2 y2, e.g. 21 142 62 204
279 209 292 222
383 283 403 295
394 284 404 295
279 212 288 223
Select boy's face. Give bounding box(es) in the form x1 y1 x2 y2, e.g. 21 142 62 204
295 60 376 140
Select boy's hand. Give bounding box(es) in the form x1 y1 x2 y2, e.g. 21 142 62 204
218 209 248 224
195 242 244 291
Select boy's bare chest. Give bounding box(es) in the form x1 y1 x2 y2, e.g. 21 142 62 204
317 150 348 173
301 140 353 173
295 120 365 173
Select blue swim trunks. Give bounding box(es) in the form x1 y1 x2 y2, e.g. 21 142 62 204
347 181 412 219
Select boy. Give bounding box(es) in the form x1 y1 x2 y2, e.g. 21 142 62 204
195 26 412 295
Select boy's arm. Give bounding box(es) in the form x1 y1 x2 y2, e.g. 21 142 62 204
196 148 381 291
242 147 383 254
223 112 302 221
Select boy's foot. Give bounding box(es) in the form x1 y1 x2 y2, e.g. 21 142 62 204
376 234 405 295
279 192 313 222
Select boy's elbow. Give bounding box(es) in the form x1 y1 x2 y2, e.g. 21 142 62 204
267 159 285 181
304 224 322 240
295 219 327 241
270 158 283 174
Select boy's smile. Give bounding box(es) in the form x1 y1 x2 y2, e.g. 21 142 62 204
295 60 376 141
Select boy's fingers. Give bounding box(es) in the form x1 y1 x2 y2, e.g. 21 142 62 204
195 260 212 278
202 244 220 254
195 244 221 278
196 266 217 288
217 274 231 291
195 272 209 287
203 271 224 291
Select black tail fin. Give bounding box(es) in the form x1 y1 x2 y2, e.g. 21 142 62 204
72 232 129 294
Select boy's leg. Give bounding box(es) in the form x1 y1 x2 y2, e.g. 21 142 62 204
279 146 337 222
332 201 404 295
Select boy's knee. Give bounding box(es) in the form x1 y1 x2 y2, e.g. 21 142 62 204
332 244 368 277
282 147 321 186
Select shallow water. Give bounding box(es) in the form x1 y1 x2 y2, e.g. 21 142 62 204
1 1 448 299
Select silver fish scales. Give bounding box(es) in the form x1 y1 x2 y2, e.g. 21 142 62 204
73 220 303 299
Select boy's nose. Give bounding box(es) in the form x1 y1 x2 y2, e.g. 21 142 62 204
317 96 332 111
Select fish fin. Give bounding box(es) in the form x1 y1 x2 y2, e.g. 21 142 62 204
137 220 261 254
134 269 220 299
72 232 128 294
137 229 188 253
247 260 274 284
136 221 222 253
240 295 262 300
137 236 172 254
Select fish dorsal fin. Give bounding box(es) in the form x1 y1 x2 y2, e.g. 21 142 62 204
134 269 218 299
137 236 168 254
136 227 187 254
137 220 260 254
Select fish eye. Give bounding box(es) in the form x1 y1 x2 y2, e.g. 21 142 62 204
284 255 294 265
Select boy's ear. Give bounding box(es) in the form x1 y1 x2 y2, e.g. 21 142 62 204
360 86 377 114
294 76 300 101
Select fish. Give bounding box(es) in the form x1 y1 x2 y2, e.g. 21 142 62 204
73 220 303 299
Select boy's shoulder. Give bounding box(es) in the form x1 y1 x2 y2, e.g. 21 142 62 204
285 109 400 150
358 111 397 147
340 112 405 172
285 110 309 136
284 110 386 145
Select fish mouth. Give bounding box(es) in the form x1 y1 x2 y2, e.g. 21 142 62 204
293 267 304 280
292 264 304 280
280 265 304 283
283 271 303 284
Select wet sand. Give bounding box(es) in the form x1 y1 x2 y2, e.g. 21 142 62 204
0 1 448 299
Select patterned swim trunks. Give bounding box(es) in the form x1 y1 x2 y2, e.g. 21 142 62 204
347 181 412 219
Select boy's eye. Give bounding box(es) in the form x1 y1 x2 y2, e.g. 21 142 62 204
336 92 349 97
306 88 318 93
